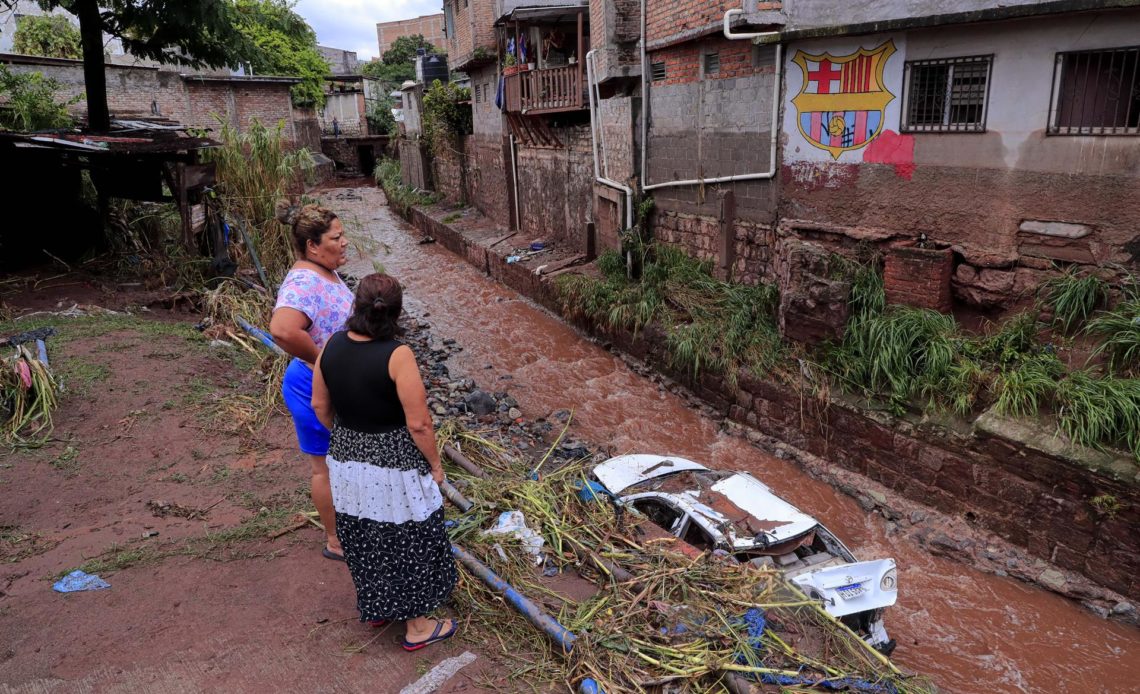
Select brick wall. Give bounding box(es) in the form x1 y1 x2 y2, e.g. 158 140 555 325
884 245 954 312
447 0 497 69
432 140 467 203
589 0 641 82
597 96 636 184
377 13 446 56
647 1 781 48
467 136 512 225
1 57 310 148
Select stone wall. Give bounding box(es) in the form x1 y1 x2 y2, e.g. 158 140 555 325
466 136 513 226
431 139 467 204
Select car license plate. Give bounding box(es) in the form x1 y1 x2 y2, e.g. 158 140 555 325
837 582 866 599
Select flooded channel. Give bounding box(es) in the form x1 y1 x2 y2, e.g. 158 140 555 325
337 187 1140 693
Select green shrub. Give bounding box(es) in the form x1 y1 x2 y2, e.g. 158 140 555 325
992 352 1064 418
1042 269 1108 333
1086 294 1140 376
374 159 438 215
1056 371 1140 458
0 65 78 131
13 14 81 59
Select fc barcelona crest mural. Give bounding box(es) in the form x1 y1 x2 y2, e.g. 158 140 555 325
790 41 897 160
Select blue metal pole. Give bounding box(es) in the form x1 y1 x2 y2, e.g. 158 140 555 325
450 543 577 654
236 317 287 357
35 339 49 367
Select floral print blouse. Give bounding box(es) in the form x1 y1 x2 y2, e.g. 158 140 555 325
274 267 354 350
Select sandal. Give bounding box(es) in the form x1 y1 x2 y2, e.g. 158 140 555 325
402 619 458 652
321 547 345 562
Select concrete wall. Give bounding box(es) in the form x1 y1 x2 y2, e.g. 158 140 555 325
320 92 366 136
782 0 1083 32
589 0 641 83
779 9 1140 309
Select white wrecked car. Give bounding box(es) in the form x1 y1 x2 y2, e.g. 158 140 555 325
591 454 898 655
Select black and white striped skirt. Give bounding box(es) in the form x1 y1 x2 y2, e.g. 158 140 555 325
327 426 457 622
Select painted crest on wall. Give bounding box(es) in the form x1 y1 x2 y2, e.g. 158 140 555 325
791 41 897 160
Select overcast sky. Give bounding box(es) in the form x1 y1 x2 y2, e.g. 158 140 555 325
295 0 441 61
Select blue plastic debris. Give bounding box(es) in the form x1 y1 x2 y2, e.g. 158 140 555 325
575 480 611 502
578 678 603 694
506 255 522 264
53 570 111 593
530 241 546 251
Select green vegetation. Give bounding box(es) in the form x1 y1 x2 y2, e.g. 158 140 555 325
1086 291 1140 376
421 79 472 155
374 159 439 216
1042 268 1108 333
382 34 442 67
558 244 782 384
0 65 79 131
204 117 315 285
232 0 328 107
1089 493 1124 518
12 14 81 59
1055 371 1140 458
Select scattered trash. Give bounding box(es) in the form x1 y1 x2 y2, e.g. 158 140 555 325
529 241 545 251
506 255 521 264
482 510 544 564
53 570 111 593
208 339 233 349
142 530 160 538
0 326 56 348
418 236 436 245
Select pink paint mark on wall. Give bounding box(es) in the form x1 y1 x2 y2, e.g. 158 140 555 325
863 130 916 180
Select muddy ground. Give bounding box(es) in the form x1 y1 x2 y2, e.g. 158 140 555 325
0 279 536 693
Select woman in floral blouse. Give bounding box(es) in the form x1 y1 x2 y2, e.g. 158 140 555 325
270 202 354 561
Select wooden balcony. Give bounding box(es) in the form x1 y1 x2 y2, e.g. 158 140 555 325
503 65 585 115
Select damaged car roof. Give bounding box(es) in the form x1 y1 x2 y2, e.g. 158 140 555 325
593 455 819 546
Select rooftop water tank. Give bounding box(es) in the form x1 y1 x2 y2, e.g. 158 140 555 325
416 52 449 86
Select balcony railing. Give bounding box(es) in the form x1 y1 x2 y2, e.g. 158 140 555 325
504 65 585 114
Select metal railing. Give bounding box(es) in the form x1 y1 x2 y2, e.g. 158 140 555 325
504 65 584 114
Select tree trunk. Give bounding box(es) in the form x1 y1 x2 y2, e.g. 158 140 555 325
74 0 109 132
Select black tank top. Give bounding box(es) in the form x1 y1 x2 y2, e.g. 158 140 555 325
320 331 408 434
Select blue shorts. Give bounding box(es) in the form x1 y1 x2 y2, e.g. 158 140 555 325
282 358 331 456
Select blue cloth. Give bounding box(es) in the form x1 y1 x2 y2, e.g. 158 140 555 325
283 358 330 455
54 570 110 592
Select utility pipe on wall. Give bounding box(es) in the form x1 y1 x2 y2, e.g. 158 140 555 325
509 134 521 231
583 50 638 232
639 7 782 192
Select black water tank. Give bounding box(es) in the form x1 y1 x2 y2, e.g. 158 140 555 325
419 53 449 85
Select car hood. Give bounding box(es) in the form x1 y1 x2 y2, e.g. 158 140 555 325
593 454 710 494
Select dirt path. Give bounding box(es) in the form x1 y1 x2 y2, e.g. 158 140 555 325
0 287 494 693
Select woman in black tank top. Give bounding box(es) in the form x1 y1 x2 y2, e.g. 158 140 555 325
311 273 459 651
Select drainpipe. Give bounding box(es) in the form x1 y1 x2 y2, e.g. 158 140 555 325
509 133 521 231
639 7 782 192
586 49 634 231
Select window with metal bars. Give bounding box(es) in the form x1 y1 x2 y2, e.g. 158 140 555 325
901 55 992 133
1050 46 1140 135
703 51 720 76
651 61 666 81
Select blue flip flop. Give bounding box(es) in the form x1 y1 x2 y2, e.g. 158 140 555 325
402 619 458 652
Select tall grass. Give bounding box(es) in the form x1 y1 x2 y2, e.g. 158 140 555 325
1056 371 1140 458
1042 269 1108 333
204 117 315 285
1086 294 1140 376
374 159 439 217
556 244 782 383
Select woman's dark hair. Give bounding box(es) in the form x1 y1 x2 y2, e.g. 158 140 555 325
345 273 404 340
275 199 339 256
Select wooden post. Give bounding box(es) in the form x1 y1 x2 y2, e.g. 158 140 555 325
717 190 736 281
586 221 597 260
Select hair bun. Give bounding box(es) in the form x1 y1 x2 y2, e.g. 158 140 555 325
274 198 300 227
372 297 387 310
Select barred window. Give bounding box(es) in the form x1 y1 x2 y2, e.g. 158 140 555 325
1050 46 1140 135
901 55 992 133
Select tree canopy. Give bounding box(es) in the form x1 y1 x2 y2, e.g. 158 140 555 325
231 0 327 107
381 34 440 66
12 13 82 59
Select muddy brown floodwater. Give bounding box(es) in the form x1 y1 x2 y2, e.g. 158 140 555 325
333 187 1140 693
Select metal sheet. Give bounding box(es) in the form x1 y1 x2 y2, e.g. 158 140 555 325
710 474 818 543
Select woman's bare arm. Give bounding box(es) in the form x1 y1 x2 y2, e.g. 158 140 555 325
269 307 320 364
391 345 443 483
310 346 334 430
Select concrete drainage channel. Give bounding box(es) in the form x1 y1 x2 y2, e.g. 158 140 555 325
389 193 1138 625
